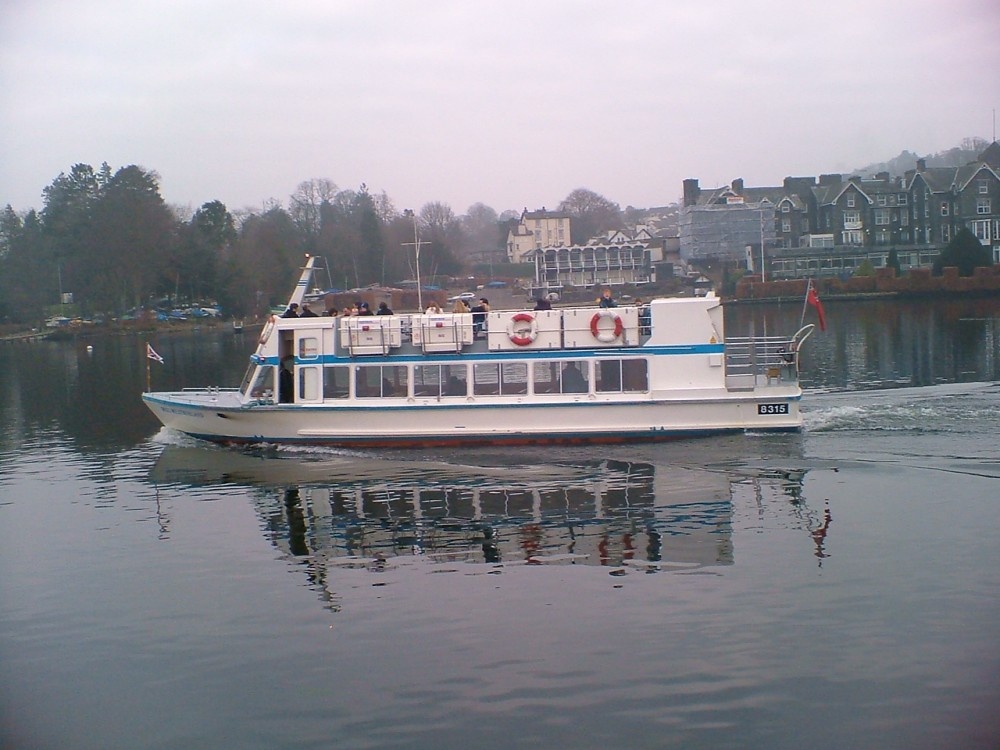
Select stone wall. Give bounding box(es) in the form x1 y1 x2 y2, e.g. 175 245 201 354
733 266 1000 300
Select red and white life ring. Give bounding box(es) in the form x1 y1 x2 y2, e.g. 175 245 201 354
258 315 277 345
590 310 624 343
507 312 537 346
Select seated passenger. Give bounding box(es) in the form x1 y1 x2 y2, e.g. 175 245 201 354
376 302 393 315
561 362 588 393
470 298 490 335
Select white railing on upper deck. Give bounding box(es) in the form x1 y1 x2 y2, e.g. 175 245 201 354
724 325 814 389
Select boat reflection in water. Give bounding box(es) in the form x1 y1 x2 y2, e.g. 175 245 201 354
151 445 821 605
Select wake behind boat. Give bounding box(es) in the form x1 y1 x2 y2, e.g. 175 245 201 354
143 256 813 447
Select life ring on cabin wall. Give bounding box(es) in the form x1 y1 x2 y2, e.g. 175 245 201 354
507 312 537 346
590 310 624 343
258 315 277 345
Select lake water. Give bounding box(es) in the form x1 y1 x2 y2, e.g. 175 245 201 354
1 299 999 750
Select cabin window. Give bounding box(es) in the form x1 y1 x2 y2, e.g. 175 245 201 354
414 364 466 397
298 336 319 360
532 361 560 393
356 365 408 398
473 362 528 396
323 365 350 399
249 365 275 399
298 367 319 401
596 358 648 393
554 359 589 394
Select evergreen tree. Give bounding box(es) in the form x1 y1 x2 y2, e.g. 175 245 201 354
932 227 993 276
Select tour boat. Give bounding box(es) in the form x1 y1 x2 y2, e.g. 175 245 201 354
143 256 814 447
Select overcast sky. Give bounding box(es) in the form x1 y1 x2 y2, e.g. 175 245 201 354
2 0 998 218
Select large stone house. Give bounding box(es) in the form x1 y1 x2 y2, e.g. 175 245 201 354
680 141 1000 279
505 208 572 263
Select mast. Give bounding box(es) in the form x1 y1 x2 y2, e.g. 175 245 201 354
287 255 318 308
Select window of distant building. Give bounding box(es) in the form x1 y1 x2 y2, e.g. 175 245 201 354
842 229 863 245
901 212 909 226
899 194 908 205
846 194 856 207
973 220 991 242
782 218 791 232
875 209 890 226
978 198 991 215
875 230 890 245
877 195 887 206
900 230 910 242
941 225 950 243
979 180 989 194
940 201 950 216
781 203 790 213
843 210 861 226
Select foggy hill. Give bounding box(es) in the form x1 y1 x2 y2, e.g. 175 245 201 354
852 137 991 177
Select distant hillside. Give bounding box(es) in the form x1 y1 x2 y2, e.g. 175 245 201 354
853 137 991 177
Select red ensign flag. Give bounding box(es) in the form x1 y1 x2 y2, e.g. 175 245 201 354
807 286 826 331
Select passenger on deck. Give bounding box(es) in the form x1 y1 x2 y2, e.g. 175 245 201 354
533 297 552 311
281 303 299 318
299 303 318 317
598 288 617 308
561 362 588 393
470 298 490 335
376 302 393 315
425 303 443 314
452 299 470 313
358 302 374 316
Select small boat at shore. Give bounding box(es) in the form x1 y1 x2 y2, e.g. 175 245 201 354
143 256 813 447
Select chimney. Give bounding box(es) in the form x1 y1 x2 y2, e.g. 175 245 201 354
731 178 744 194
916 159 926 171
819 174 842 186
683 178 701 207
876 171 890 182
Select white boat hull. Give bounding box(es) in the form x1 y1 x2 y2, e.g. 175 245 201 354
143 387 801 447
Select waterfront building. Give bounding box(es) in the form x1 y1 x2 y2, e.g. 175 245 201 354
680 141 1000 279
506 208 572 263
525 231 656 295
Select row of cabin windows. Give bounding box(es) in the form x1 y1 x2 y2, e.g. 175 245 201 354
314 359 649 401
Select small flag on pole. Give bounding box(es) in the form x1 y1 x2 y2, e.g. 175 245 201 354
146 343 164 364
807 284 827 331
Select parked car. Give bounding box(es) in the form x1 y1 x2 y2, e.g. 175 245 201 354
447 292 476 302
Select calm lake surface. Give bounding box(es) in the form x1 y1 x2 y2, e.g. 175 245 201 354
2 298 999 750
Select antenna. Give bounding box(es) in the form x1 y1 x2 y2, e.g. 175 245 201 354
401 211 427 311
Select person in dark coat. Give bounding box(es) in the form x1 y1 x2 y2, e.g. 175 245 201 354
299 303 318 317
281 303 299 318
376 302 393 315
598 288 617 308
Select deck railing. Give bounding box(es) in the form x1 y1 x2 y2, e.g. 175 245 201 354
724 325 814 387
